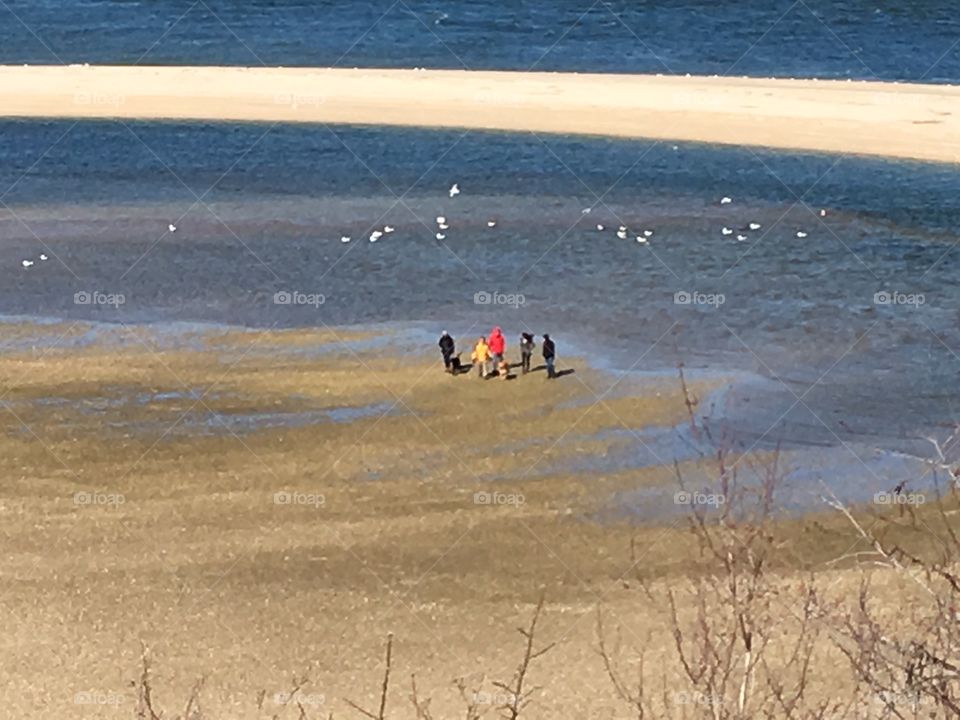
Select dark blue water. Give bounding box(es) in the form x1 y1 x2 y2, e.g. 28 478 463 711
3 1 960 82
1 2 960 468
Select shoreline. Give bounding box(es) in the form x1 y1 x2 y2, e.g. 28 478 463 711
1 314 950 717
1 65 959 163
0 314 938 512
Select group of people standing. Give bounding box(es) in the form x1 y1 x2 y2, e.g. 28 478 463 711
438 328 557 379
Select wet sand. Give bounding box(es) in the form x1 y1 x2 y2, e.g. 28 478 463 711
2 65 960 163
0 322 949 718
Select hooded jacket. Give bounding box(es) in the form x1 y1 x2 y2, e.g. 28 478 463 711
487 327 505 355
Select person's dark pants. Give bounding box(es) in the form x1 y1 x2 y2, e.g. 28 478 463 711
545 356 556 378
442 352 453 371
521 352 531 374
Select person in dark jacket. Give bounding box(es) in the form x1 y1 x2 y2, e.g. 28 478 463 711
542 334 557 379
519 332 535 375
438 331 456 373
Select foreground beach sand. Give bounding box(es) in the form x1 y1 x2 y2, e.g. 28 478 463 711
1 323 952 718
2 65 960 163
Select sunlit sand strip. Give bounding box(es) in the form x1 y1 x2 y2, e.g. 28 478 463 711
1 66 959 163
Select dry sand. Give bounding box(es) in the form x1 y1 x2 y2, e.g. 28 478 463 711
1 65 959 163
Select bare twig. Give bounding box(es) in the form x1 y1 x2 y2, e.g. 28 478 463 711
345 634 394 720
494 592 556 719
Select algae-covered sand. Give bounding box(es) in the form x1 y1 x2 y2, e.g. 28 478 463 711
0 324 947 718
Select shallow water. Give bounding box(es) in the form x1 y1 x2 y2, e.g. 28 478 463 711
2 125 959 461
2 4 960 475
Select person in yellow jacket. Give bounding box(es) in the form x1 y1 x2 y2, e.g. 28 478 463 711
471 336 491 378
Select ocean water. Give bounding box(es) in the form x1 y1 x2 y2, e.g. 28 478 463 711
3 0 960 82
1 2 960 474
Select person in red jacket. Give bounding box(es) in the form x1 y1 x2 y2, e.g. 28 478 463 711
487 326 506 377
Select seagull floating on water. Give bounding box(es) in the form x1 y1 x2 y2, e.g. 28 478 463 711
438 222 449 230
436 216 446 225
21 260 33 268
383 226 395 234
643 230 654 237
370 230 383 242
39 254 48 261
436 232 446 240
748 222 761 230
596 224 604 231
616 229 628 240
721 227 733 236
635 236 648 244
819 209 827 217
720 196 733 205
736 234 747 241
581 208 592 214
796 231 808 238
340 236 351 243
487 220 497 228
448 183 460 198
168 223 177 233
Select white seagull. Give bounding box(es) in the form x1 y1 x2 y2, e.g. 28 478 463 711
438 222 449 230
383 226 395 234
436 232 447 240
596 224 604 231
340 236 351 243
635 236 648 244
748 222 761 230
721 227 734 236
819 209 827 217
39 254 48 261
369 230 383 242
720 196 733 205
436 216 446 225
487 220 497 228
643 229 654 237
581 207 592 214
168 223 177 233
21 260 33 268
448 183 460 198
796 231 808 238
736 234 747 241
616 229 628 240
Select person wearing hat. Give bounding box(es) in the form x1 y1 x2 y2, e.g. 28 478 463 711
438 331 456 373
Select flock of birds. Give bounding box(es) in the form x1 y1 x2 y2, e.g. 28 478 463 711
579 194 826 246
17 185 829 269
328 184 829 248
338 183 493 244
